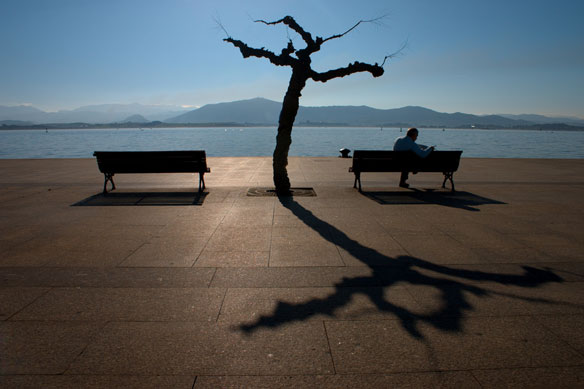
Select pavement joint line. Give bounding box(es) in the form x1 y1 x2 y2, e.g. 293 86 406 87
190 204 230 269
214 287 229 323
206 268 219 288
62 320 111 376
4 286 53 322
116 241 148 267
321 320 338 375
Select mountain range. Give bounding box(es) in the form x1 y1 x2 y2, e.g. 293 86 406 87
167 98 584 129
0 103 189 125
2 98 583 129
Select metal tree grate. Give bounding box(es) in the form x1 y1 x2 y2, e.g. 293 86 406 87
246 187 317 197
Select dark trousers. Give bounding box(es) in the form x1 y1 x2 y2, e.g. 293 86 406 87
400 171 409 184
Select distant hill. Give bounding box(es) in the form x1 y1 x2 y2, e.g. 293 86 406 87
167 98 534 128
499 113 584 126
0 105 44 116
71 103 190 122
297 105 531 127
0 105 49 123
0 103 190 124
170 98 282 124
511 123 584 131
1 120 35 126
121 114 149 123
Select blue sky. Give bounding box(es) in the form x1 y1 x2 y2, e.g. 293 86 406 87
1 0 583 118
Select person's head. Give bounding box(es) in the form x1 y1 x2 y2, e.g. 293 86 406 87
406 127 418 141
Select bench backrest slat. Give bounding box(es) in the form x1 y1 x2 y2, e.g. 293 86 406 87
93 150 208 174
352 150 462 173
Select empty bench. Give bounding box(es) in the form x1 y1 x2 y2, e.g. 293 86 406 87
93 150 210 194
349 150 463 191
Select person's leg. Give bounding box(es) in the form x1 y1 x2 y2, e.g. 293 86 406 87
399 171 409 188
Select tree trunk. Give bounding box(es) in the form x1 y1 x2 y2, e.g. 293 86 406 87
273 70 307 194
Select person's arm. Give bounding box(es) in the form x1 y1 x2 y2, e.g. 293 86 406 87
411 143 433 158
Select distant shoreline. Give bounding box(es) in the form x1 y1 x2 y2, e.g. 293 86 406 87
2 123 583 131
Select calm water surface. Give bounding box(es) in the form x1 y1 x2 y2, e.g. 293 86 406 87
0 127 583 159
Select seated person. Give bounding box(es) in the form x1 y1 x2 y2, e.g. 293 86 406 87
393 127 434 188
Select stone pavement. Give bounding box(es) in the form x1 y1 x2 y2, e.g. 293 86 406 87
0 157 583 388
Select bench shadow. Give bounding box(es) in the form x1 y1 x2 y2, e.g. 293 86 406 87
236 196 564 339
361 189 505 211
72 191 208 206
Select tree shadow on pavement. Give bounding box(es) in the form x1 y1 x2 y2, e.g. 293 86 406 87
237 196 564 339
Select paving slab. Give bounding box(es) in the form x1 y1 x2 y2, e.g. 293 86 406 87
204 226 272 252
210 266 380 288
1 157 584 386
194 371 480 388
403 281 584 317
0 287 50 320
119 238 206 267
67 321 334 376
392 232 487 264
11 287 226 322
0 375 196 389
217 286 423 327
535 314 584 354
325 316 584 373
471 366 584 388
0 321 103 374
0 267 216 288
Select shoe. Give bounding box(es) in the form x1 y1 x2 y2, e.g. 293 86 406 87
399 182 409 188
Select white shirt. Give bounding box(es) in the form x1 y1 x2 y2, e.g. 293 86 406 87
393 135 432 158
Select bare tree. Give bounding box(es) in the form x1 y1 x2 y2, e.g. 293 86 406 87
224 16 389 194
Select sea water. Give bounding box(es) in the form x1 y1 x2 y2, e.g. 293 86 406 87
0 127 583 159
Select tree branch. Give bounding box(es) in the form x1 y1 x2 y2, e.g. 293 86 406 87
322 15 387 43
281 40 295 57
224 37 295 67
213 15 231 38
255 16 315 47
310 61 384 83
381 39 408 66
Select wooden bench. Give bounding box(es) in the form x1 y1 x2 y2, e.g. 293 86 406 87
349 150 463 192
93 150 210 194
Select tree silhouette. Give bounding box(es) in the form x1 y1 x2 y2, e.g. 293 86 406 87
224 16 389 194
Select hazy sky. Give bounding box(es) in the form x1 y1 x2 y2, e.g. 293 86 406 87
1 0 583 117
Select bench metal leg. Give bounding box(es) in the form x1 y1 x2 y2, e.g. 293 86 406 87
442 172 455 192
198 173 206 192
103 173 115 194
353 173 362 192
